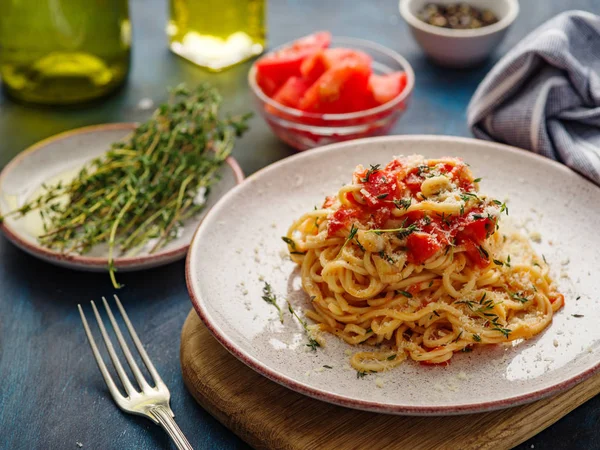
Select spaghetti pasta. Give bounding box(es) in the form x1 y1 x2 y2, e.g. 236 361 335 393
284 155 563 372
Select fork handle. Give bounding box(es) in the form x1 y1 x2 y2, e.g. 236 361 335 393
150 405 194 450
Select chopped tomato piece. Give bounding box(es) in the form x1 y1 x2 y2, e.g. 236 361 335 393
300 50 329 84
405 172 424 196
272 77 311 109
368 72 407 105
359 169 399 208
256 31 331 96
301 48 373 84
327 207 361 236
371 207 392 229
299 56 372 113
460 216 495 242
322 195 337 208
461 239 489 269
406 232 442 264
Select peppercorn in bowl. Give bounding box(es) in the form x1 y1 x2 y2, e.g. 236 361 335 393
399 0 519 68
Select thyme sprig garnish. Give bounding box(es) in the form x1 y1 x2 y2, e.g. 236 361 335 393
510 292 529 304
339 224 359 254
262 282 284 323
287 298 321 351
455 293 512 339
282 236 306 255
361 164 380 183
0 83 251 288
393 198 412 210
368 223 418 239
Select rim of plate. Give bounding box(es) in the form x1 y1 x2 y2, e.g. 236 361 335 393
186 134 600 415
0 123 245 269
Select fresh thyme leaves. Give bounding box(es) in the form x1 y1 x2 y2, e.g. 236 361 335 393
387 354 397 361
492 325 512 338
473 177 482 183
510 292 529 304
472 334 482 342
369 223 418 239
356 370 368 379
396 290 413 298
281 236 297 250
340 224 359 253
506 255 511 267
306 339 320 351
323 365 333 369
376 193 389 199
493 259 504 266
284 237 306 254
542 254 548 264
459 203 465 216
461 347 473 353
455 296 511 338
477 245 489 259
437 212 452 227
576 296 581 300
286 300 321 351
262 282 284 323
393 198 412 210
1 84 251 289
354 238 366 252
460 192 479 202
452 331 463 343
572 314 585 318
361 164 380 183
379 251 395 264
492 199 509 215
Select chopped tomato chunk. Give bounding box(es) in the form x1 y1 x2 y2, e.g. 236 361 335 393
407 232 442 264
272 77 311 109
256 31 331 96
299 59 371 113
327 207 361 236
368 72 407 105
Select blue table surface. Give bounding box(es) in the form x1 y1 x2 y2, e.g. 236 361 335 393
2 1 600 449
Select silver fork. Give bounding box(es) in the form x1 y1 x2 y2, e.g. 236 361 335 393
78 295 193 450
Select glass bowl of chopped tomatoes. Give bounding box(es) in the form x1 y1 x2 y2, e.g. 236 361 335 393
248 32 415 151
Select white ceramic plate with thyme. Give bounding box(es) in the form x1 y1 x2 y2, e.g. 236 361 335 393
0 123 244 272
186 135 600 415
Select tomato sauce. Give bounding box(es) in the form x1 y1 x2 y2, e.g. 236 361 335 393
325 158 495 267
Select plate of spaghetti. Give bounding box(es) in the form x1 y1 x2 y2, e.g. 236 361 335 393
186 135 600 415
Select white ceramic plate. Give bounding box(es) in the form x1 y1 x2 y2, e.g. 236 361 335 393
186 135 600 415
0 124 244 271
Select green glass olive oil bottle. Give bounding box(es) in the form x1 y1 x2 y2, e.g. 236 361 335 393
0 0 131 105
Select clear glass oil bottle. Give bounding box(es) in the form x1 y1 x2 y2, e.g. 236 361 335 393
168 0 266 71
0 0 131 105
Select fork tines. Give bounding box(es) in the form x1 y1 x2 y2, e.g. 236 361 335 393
78 296 166 402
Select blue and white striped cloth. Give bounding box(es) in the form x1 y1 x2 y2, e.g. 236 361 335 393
467 11 600 185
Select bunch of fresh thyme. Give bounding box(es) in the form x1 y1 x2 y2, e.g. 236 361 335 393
0 83 251 288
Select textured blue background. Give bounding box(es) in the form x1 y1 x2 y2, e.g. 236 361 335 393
1 1 599 449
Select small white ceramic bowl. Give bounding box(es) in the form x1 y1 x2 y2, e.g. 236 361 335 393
399 0 519 68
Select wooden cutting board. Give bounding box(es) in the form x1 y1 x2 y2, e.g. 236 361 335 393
180 309 600 450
